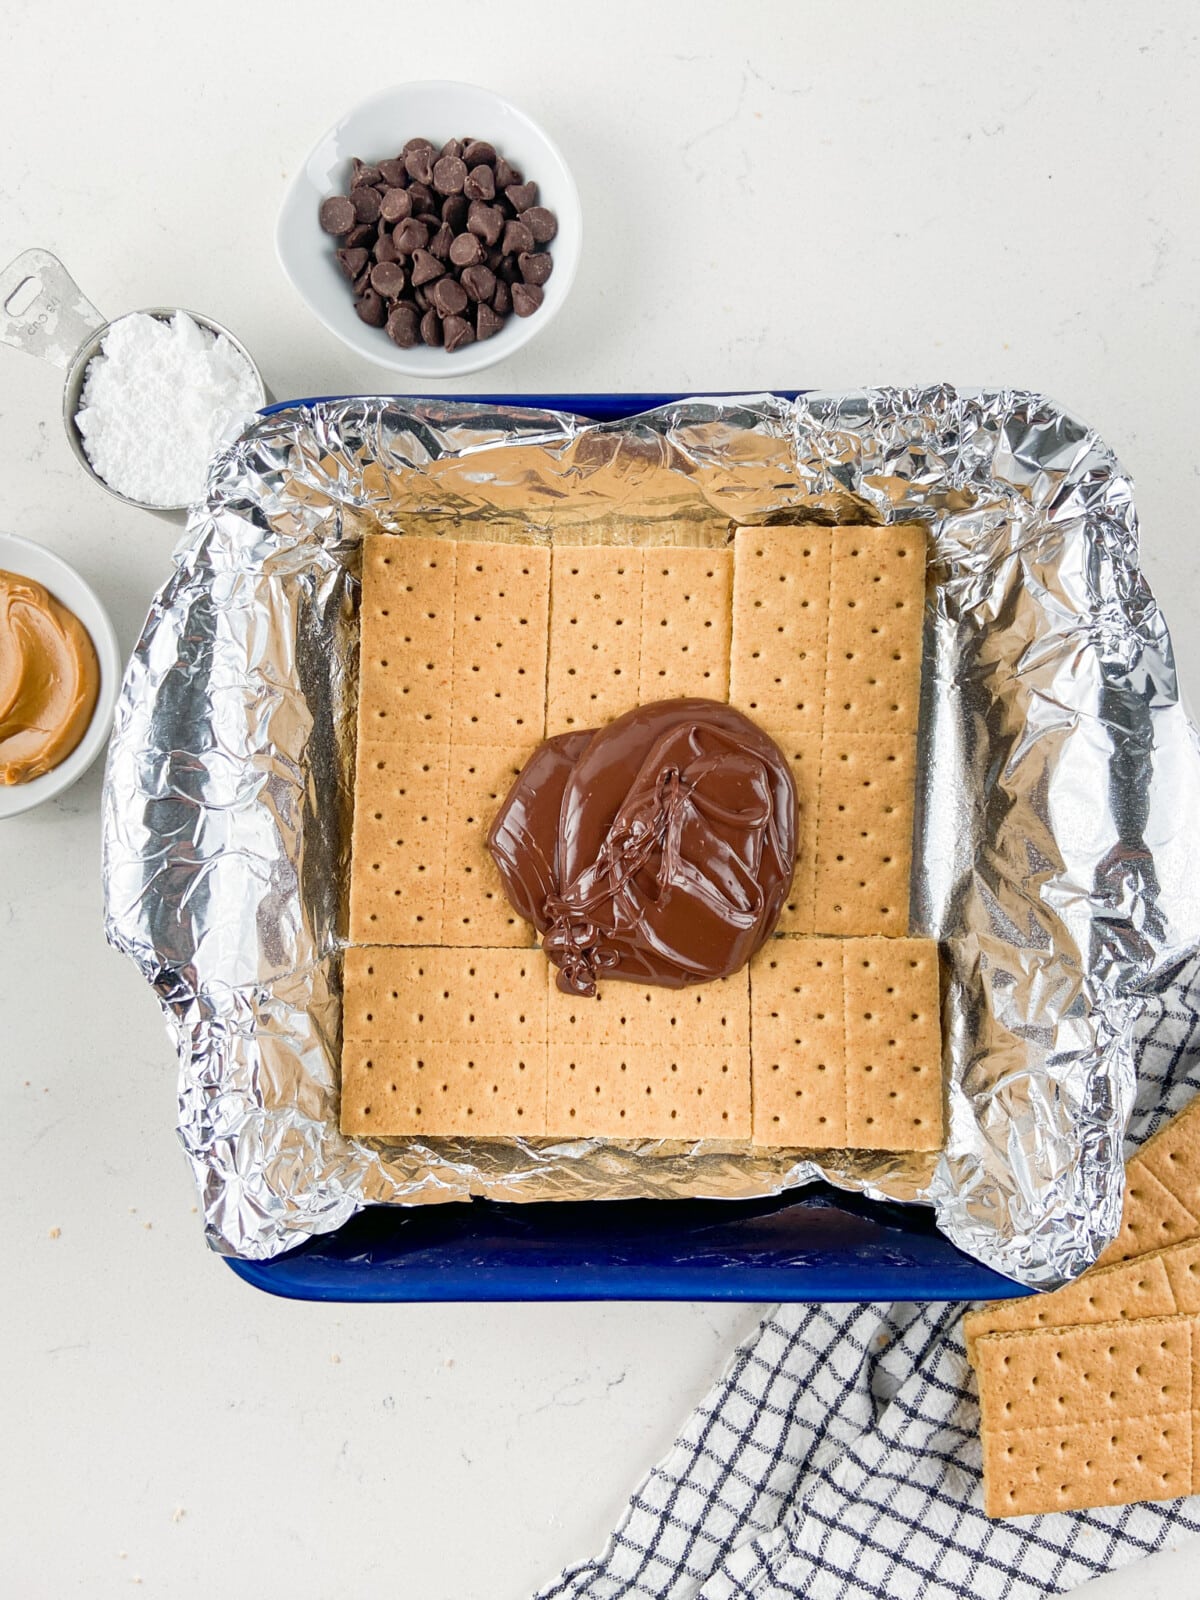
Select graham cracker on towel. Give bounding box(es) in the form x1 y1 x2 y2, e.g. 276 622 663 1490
729 523 926 937
340 945 548 1136
748 936 942 1149
545 971 751 1140
964 1237 1200 1366
349 535 549 948
975 1313 1200 1517
1095 1091 1200 1267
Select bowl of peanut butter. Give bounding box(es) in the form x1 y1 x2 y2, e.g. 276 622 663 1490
0 532 120 817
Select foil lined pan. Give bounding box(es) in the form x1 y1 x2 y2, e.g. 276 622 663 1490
101 388 1200 1284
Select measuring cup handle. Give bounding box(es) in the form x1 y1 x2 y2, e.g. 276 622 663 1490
0 249 106 370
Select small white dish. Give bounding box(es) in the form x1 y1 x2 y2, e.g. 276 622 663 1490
276 81 582 378
0 531 121 818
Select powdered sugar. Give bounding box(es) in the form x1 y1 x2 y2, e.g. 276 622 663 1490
75 311 261 508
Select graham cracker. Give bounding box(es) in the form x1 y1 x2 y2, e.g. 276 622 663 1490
348 742 449 943
340 945 548 1137
450 542 549 744
547 546 645 731
358 534 456 741
976 1313 1198 1517
749 936 942 1149
350 535 550 946
964 1238 1200 1366
637 547 733 703
729 523 926 937
1097 1093 1200 1266
964 1094 1200 1353
443 744 536 947
546 971 751 1139
547 545 733 732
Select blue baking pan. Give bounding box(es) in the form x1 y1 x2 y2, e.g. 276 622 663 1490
226 390 1028 1305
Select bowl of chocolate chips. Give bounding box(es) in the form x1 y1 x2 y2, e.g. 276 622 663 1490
277 81 581 376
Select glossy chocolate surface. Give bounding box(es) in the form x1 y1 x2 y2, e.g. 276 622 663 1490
488 698 797 994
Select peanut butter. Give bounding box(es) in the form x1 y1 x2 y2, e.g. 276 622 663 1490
0 569 100 785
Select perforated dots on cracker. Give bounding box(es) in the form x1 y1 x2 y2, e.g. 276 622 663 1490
842 938 941 1149
638 547 732 703
749 936 941 1150
976 1314 1199 1517
359 534 457 742
729 525 830 733
443 745 536 947
340 947 548 1137
547 546 645 730
813 736 915 937
749 937 848 1145
451 543 549 744
349 742 448 943
545 971 751 1140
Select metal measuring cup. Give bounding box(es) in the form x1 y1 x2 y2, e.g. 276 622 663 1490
0 248 267 518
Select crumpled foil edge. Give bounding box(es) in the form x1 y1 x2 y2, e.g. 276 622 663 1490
101 386 1200 1286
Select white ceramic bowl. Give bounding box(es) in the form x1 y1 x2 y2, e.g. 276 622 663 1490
277 81 581 379
0 532 122 818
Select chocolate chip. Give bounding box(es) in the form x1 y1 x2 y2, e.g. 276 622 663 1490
464 164 495 201
443 314 475 353
518 250 554 286
319 196 356 235
355 290 386 327
379 187 412 224
404 146 434 184
386 303 421 348
502 219 535 255
460 264 497 302
467 201 504 246
406 180 436 214
391 218 430 256
431 277 468 317
433 155 468 196
505 182 537 212
477 302 504 340
522 206 558 244
442 193 469 230
370 260 406 298
351 186 381 224
336 246 369 280
322 138 557 353
449 231 485 268
411 249 443 287
420 308 443 346
511 282 544 317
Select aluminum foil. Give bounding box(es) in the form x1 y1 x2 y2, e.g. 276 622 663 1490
101 388 1200 1285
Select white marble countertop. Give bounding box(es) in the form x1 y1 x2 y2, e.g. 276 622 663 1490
2 3 1198 1594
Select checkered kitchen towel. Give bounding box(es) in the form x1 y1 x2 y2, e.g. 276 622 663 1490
536 959 1200 1600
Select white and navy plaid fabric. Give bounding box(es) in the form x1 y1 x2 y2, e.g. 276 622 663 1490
537 957 1200 1600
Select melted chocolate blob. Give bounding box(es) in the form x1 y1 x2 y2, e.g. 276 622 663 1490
488 698 798 995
